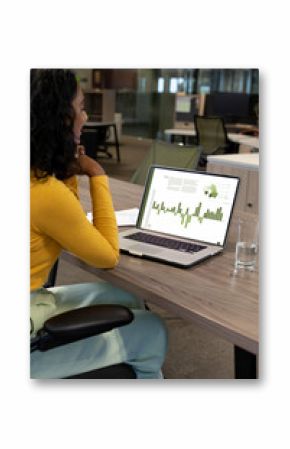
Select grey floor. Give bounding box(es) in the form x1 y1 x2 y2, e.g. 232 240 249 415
56 136 234 379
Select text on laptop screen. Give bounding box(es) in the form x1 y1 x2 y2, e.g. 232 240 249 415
138 167 239 246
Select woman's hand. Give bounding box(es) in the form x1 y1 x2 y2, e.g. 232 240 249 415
75 146 105 177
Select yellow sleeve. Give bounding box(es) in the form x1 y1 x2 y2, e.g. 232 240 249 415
33 175 119 268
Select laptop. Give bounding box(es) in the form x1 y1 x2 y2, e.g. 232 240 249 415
119 166 239 268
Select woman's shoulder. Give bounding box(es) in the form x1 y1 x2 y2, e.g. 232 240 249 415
30 174 70 196
30 174 80 220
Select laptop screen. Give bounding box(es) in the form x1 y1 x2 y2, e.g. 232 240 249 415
137 166 239 246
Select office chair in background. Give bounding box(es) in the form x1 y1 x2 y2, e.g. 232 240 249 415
80 125 112 160
194 115 239 168
32 260 136 379
130 140 202 186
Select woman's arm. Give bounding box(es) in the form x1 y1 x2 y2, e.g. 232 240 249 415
32 164 119 268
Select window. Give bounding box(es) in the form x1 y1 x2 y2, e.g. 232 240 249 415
200 85 211 94
169 77 184 93
157 77 165 93
138 77 147 93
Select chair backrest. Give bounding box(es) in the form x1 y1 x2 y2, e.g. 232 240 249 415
194 115 227 155
43 259 59 288
130 140 202 186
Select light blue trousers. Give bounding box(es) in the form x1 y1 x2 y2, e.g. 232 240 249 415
30 282 168 379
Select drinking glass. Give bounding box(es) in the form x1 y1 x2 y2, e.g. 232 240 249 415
234 217 259 274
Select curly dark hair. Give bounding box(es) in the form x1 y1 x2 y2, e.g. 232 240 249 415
30 69 79 180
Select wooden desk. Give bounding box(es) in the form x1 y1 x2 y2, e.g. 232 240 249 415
62 178 259 378
83 121 121 162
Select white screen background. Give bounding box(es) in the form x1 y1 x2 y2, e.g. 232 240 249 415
140 168 238 245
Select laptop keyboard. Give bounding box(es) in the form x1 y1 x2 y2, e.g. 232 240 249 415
124 232 206 254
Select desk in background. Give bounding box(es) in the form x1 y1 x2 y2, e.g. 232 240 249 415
225 123 259 135
207 153 259 215
82 121 121 162
227 133 259 152
62 177 259 378
164 128 196 145
164 128 259 152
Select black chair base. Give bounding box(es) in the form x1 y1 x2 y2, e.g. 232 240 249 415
64 363 136 379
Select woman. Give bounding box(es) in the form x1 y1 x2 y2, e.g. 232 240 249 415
30 69 167 379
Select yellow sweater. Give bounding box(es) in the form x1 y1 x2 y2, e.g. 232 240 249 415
30 174 119 291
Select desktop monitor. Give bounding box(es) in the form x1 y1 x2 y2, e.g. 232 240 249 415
174 94 202 129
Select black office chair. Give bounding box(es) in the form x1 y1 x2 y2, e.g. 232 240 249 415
81 126 112 160
194 115 239 168
32 261 136 379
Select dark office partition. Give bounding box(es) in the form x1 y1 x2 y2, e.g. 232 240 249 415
204 93 258 125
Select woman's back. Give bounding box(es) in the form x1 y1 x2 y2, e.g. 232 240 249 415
30 173 119 291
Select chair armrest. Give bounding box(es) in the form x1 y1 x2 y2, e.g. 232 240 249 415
31 305 134 352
